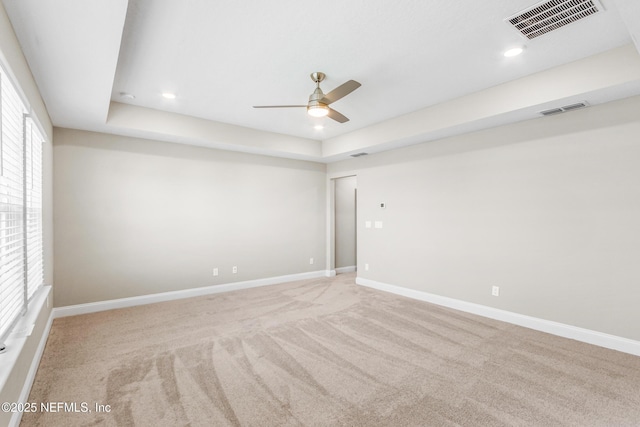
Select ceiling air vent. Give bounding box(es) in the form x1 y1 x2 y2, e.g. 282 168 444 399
539 101 589 116
506 0 604 40
350 152 368 158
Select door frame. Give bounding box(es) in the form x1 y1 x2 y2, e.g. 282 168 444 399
326 173 358 276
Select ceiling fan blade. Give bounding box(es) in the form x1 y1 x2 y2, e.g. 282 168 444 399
327 108 349 123
253 105 307 108
321 80 361 105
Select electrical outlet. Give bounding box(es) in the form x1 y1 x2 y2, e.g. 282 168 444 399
310 257 314 265
492 286 500 297
232 266 237 274
213 268 218 277
365 263 369 271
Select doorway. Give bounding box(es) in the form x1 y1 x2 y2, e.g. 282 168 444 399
333 176 357 274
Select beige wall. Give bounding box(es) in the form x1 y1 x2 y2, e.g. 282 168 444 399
0 3 53 424
329 95 640 341
53 128 327 307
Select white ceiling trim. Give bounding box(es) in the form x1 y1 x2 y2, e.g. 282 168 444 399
107 102 322 161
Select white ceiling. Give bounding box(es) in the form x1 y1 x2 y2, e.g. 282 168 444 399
3 0 640 162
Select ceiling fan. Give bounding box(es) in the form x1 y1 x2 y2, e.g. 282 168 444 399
253 72 361 123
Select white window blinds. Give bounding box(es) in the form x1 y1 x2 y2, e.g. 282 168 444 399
25 117 44 300
0 66 44 344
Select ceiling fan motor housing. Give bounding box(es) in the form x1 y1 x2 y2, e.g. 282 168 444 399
308 73 328 116
309 87 326 106
309 72 327 107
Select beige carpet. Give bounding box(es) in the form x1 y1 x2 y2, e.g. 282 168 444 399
23 274 640 426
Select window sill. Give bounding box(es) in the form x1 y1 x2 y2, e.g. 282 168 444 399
0 285 52 395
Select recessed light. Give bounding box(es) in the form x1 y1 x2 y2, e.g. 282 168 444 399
314 125 324 130
162 92 176 99
504 47 524 57
119 92 135 99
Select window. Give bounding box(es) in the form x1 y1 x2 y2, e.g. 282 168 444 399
0 65 44 345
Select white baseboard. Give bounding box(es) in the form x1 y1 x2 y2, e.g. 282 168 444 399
356 277 640 357
54 270 331 318
335 266 356 274
326 270 337 277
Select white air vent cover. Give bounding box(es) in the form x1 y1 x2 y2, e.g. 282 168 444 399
506 0 604 40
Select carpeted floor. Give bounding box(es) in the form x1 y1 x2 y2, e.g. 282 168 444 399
23 273 640 426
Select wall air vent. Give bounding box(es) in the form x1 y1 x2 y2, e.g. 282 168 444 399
540 108 564 116
561 102 588 111
539 101 589 116
506 0 604 40
350 152 368 157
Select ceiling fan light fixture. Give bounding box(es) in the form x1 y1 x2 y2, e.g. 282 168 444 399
307 104 329 117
